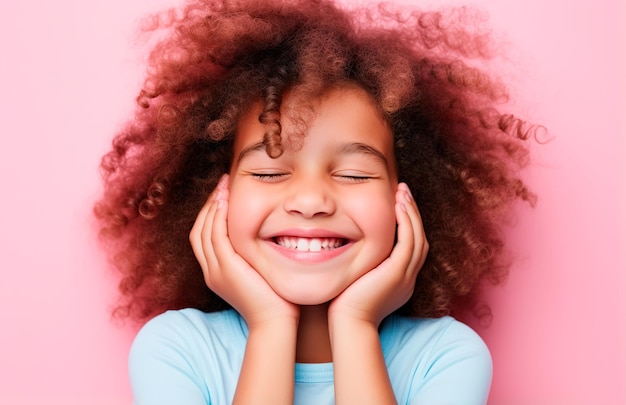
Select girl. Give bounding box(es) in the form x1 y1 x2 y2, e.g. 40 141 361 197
95 0 537 403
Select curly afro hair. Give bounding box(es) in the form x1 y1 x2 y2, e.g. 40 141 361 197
95 0 538 322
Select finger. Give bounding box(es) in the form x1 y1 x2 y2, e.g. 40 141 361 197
209 172 234 259
190 175 227 241
381 196 415 276
390 199 415 269
210 197 231 259
190 198 211 250
191 199 219 274
190 174 229 272
397 183 428 272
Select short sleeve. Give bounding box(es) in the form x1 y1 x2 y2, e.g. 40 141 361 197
128 311 209 405
409 320 492 405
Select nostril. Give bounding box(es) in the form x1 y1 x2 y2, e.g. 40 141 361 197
284 199 336 217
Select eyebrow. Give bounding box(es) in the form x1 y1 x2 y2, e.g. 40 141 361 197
236 142 267 164
236 141 389 167
335 142 389 167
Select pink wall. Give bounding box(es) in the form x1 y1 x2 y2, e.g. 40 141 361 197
0 0 623 404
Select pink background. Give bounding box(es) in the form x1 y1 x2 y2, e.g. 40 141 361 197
0 0 623 404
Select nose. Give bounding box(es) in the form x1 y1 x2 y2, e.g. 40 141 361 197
283 177 336 219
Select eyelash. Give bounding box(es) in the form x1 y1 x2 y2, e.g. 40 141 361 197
337 175 372 183
251 173 288 182
250 173 373 183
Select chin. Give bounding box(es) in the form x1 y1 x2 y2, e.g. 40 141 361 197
273 283 340 306
281 291 338 306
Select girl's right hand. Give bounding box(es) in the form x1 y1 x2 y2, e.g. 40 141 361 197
192 175 298 404
189 174 300 328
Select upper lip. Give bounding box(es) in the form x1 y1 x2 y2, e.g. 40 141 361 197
266 228 350 240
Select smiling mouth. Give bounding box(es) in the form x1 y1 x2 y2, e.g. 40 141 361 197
273 237 348 252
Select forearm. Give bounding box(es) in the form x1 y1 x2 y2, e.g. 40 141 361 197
330 317 397 405
233 318 298 404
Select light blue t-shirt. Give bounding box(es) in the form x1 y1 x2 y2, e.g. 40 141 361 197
129 308 491 404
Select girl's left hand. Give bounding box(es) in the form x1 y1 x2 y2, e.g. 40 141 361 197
328 182 429 327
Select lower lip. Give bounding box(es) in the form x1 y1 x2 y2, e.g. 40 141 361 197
267 240 352 264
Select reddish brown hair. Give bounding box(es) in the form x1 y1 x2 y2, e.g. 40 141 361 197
95 0 538 322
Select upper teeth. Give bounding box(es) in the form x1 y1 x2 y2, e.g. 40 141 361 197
275 237 344 252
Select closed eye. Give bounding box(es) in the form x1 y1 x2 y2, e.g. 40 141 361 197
251 172 289 182
335 174 374 183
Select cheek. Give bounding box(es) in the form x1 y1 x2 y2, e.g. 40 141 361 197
373 204 397 252
350 193 397 248
226 187 262 252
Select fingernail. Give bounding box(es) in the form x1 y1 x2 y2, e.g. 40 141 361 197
219 174 229 188
404 190 412 203
405 184 414 199
399 182 411 193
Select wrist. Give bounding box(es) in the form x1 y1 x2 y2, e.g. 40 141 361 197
246 311 300 333
328 306 381 329
328 313 379 345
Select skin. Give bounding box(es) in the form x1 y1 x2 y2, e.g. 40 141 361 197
190 86 429 404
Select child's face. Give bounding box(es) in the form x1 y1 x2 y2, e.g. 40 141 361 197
227 86 398 305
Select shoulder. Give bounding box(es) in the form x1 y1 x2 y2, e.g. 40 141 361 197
129 309 246 405
131 308 244 353
383 315 490 357
130 308 247 368
133 308 244 344
381 316 492 405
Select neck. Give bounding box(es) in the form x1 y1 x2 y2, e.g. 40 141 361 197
296 303 332 363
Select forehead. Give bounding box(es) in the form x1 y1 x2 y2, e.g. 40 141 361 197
234 86 394 157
